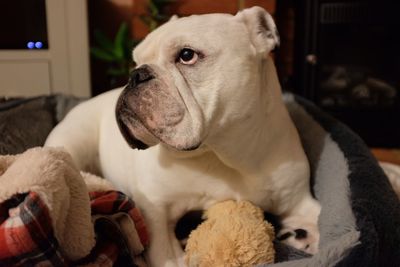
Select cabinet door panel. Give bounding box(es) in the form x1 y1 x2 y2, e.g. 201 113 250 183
0 61 50 96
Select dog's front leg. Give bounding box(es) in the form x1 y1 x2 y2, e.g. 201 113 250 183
145 206 185 267
278 196 321 254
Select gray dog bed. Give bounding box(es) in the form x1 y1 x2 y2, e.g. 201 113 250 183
269 94 400 267
1 93 399 266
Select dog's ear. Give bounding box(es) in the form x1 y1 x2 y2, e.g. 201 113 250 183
235 6 280 57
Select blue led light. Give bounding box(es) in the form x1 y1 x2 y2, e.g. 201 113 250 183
35 41 43 49
27 42 35 49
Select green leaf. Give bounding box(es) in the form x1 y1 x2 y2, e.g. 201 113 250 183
140 15 151 26
93 30 115 53
114 23 129 59
90 47 116 62
149 20 158 31
148 0 159 16
107 67 128 77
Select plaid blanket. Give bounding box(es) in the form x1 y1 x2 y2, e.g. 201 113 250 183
0 190 148 267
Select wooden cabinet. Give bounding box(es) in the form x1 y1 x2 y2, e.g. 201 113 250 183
0 0 91 97
0 60 50 97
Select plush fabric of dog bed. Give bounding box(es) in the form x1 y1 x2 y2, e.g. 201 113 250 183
1 93 399 266
267 94 400 267
0 95 83 154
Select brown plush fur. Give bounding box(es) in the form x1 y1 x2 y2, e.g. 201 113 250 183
185 200 275 267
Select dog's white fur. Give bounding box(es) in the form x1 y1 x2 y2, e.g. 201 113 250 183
46 7 320 266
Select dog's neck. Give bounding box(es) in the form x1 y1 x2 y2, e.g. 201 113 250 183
204 58 307 177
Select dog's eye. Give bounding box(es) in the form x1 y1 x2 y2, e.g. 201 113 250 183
178 48 198 65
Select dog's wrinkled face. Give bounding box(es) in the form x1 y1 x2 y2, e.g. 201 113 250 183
116 7 279 151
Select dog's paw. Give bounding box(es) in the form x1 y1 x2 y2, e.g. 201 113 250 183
277 218 319 254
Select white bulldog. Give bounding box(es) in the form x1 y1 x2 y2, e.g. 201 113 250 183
46 6 321 266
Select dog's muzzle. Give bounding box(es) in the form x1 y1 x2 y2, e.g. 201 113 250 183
116 64 200 151
127 65 154 89
115 65 158 150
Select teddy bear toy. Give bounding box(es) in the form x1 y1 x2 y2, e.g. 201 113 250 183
185 200 276 267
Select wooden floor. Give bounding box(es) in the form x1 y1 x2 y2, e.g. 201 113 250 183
371 148 400 165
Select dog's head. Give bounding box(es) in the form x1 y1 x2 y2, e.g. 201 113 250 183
116 6 279 151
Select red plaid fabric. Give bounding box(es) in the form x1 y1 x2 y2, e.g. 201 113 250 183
89 191 149 248
0 190 148 267
0 192 68 266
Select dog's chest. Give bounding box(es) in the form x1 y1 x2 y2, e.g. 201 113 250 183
100 143 285 214
99 118 303 214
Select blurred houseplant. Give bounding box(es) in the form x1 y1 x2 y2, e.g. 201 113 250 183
91 22 138 88
90 0 175 89
141 0 176 31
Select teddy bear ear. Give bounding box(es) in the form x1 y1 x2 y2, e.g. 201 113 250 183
234 6 280 57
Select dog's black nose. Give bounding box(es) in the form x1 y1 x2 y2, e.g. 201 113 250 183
129 65 154 88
